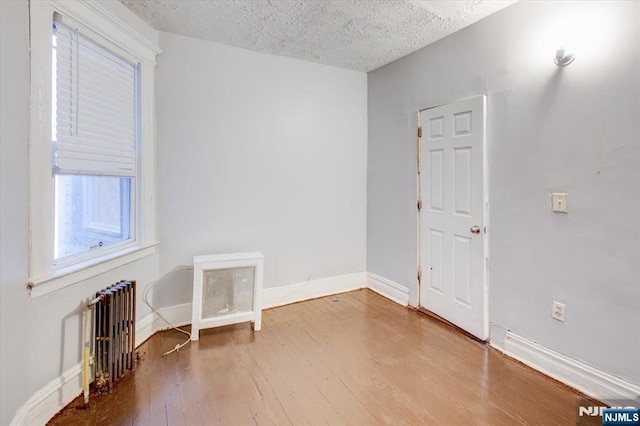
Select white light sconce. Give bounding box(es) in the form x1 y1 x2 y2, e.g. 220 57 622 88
554 47 575 67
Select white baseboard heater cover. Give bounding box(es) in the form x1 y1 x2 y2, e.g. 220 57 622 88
191 252 264 340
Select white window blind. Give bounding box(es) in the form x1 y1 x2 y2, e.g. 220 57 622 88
53 19 138 176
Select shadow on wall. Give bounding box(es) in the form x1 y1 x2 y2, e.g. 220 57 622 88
533 67 564 127
144 267 193 310
58 301 84 407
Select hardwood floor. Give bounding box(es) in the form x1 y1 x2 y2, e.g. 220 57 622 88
50 289 597 425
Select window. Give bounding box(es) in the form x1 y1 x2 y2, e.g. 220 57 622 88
28 1 161 297
52 19 137 262
54 175 132 260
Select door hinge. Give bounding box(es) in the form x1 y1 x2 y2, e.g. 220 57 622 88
417 267 422 283
417 198 422 211
417 126 422 138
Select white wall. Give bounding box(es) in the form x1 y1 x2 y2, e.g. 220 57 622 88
1 1 32 424
0 2 160 424
154 32 368 306
367 0 639 385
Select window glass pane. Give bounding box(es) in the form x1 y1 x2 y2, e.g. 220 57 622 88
54 175 132 260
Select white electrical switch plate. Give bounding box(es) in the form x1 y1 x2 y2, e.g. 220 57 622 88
552 193 568 213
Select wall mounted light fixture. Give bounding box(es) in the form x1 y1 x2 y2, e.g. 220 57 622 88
554 47 575 66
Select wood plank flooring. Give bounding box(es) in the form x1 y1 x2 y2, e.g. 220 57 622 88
49 289 597 425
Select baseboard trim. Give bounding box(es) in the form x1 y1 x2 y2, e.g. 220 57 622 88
9 404 27 426
367 272 409 306
12 303 193 426
11 362 83 426
11 270 414 425
152 302 192 331
19 273 638 424
262 272 367 309
496 331 640 405
135 310 155 346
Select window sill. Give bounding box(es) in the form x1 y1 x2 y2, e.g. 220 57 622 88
27 241 159 298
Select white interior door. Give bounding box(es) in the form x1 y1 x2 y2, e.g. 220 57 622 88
419 95 487 340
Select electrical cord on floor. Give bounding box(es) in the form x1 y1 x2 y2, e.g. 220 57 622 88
141 268 193 357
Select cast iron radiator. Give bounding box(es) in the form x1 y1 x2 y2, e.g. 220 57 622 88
93 279 136 391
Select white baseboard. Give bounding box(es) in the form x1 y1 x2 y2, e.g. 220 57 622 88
11 271 399 426
11 304 193 426
151 302 192 331
144 274 402 318
495 331 640 405
10 363 83 426
262 272 367 309
24 272 639 424
135 310 155 346
367 272 409 306
9 404 27 426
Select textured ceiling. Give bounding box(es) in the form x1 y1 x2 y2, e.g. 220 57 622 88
120 0 516 72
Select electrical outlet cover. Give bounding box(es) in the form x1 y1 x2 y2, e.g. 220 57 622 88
552 301 566 322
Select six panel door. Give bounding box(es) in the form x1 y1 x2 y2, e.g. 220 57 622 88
419 95 487 340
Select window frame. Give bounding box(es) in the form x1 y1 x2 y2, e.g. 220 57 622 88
28 0 161 298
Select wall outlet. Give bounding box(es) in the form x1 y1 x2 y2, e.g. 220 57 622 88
552 301 566 322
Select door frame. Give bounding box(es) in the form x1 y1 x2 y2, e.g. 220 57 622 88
416 94 490 340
